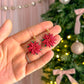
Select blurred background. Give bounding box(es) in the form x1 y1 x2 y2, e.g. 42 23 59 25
41 0 84 84
0 0 84 84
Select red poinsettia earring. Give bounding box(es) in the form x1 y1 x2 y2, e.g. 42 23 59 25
42 29 57 47
27 35 41 55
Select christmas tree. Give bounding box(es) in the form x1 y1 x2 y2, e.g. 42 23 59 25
41 0 84 84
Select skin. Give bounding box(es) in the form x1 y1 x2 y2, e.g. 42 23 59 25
0 20 61 84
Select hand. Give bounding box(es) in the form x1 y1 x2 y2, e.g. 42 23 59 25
0 20 61 84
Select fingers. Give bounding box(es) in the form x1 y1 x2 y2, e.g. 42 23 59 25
27 35 61 62
0 20 12 43
0 46 3 71
25 50 54 75
12 53 27 80
22 25 61 62
12 21 53 44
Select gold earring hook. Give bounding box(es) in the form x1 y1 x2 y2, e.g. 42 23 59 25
33 35 36 41
46 29 50 33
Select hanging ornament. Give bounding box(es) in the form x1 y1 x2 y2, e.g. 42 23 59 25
71 40 84 55
59 0 70 4
71 9 84 55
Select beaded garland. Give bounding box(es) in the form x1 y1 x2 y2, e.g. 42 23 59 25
0 0 43 11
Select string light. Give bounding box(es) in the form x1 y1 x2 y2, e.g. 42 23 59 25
54 81 57 84
58 59 61 61
65 52 69 55
60 68 63 70
61 40 64 43
67 35 71 39
57 49 60 52
61 38 64 43
47 83 50 84
82 62 84 65
61 38 63 40
56 55 60 58
50 81 53 84
64 44 68 48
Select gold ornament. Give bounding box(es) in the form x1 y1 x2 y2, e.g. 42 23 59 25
67 35 71 39
71 40 84 55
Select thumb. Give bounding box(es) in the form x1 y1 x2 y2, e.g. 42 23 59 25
0 19 12 43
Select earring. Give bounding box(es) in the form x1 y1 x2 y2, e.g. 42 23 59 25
42 29 56 47
27 35 42 55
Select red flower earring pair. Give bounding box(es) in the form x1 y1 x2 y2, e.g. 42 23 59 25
27 29 56 55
